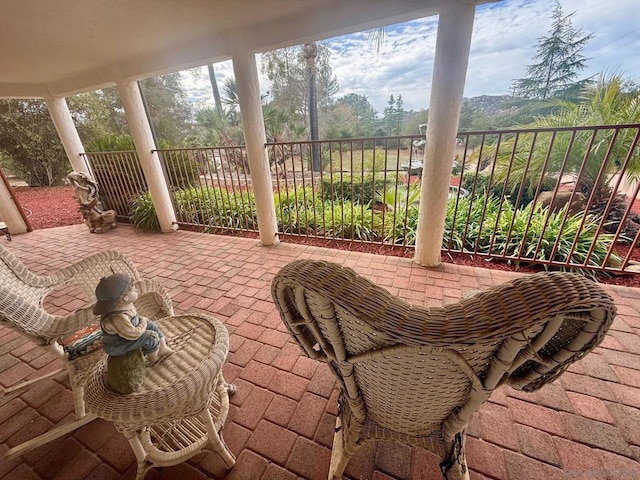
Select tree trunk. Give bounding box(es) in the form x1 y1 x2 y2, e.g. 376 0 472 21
208 64 223 113
304 43 321 172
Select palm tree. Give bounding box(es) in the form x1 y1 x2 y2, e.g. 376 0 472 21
494 74 640 198
207 65 223 113
491 73 640 239
303 43 321 171
195 108 243 146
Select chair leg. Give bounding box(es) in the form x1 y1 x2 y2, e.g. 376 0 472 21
200 408 236 468
2 368 65 394
5 413 97 458
328 416 360 480
123 431 152 480
440 432 469 480
72 384 86 419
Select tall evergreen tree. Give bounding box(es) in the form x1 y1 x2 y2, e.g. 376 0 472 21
511 5 593 100
261 43 338 121
139 73 195 146
382 94 404 135
335 93 378 136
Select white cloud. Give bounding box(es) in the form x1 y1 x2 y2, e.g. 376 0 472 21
180 60 236 109
182 0 640 115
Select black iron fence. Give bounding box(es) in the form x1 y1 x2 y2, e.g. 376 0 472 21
83 124 640 274
156 146 257 233
82 151 146 218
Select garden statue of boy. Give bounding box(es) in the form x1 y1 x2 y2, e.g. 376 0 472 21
94 273 174 393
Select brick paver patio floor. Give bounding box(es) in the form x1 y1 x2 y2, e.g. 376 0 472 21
1 224 639 480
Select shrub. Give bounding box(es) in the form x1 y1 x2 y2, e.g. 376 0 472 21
85 135 200 216
443 194 619 273
319 173 397 205
172 186 257 231
274 187 323 234
131 186 258 233
384 205 419 245
130 192 160 232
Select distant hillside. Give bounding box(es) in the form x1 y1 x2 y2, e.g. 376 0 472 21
461 95 513 116
459 94 543 130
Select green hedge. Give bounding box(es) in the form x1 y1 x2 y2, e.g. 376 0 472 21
318 173 398 205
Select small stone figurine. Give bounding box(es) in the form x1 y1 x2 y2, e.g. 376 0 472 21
94 273 174 393
66 172 117 234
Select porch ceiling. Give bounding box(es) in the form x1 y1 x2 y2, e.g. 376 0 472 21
0 0 497 99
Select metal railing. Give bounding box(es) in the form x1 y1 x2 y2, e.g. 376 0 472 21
83 124 640 274
450 124 640 274
82 151 146 217
269 136 424 245
155 146 258 233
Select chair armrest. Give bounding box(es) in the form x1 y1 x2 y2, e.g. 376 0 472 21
134 279 174 319
0 284 97 344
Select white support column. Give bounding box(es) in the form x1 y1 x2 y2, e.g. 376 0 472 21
45 96 90 175
414 1 476 267
0 173 28 235
116 80 178 233
232 48 279 246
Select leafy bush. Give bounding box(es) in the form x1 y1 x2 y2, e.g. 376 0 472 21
131 186 258 232
384 205 419 245
172 186 257 231
319 173 397 205
442 194 619 273
274 187 324 234
86 134 138 152
201 188 257 232
273 186 383 240
85 135 199 214
377 183 420 212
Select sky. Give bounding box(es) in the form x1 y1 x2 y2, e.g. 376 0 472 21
182 0 640 115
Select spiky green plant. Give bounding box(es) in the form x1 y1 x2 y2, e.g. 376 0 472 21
377 183 421 212
321 201 382 241
130 192 160 232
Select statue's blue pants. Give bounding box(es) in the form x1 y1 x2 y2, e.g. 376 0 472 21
101 319 163 356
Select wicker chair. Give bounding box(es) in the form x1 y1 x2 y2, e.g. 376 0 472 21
271 260 616 480
0 244 173 457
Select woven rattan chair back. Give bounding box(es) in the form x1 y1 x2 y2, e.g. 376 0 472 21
272 260 616 480
0 245 142 342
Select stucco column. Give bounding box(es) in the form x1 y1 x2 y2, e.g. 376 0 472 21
0 169 28 234
45 96 90 175
116 79 177 233
232 48 279 246
414 1 475 267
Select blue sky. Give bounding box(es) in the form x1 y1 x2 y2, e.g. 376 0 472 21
182 0 640 114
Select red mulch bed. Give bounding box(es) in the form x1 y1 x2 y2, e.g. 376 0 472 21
10 186 640 288
13 186 83 229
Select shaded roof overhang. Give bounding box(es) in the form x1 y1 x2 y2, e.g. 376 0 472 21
0 0 498 99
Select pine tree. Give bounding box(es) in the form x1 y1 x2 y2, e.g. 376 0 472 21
383 94 404 135
511 5 593 100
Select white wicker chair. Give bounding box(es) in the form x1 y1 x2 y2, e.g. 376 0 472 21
272 260 616 480
0 244 173 457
